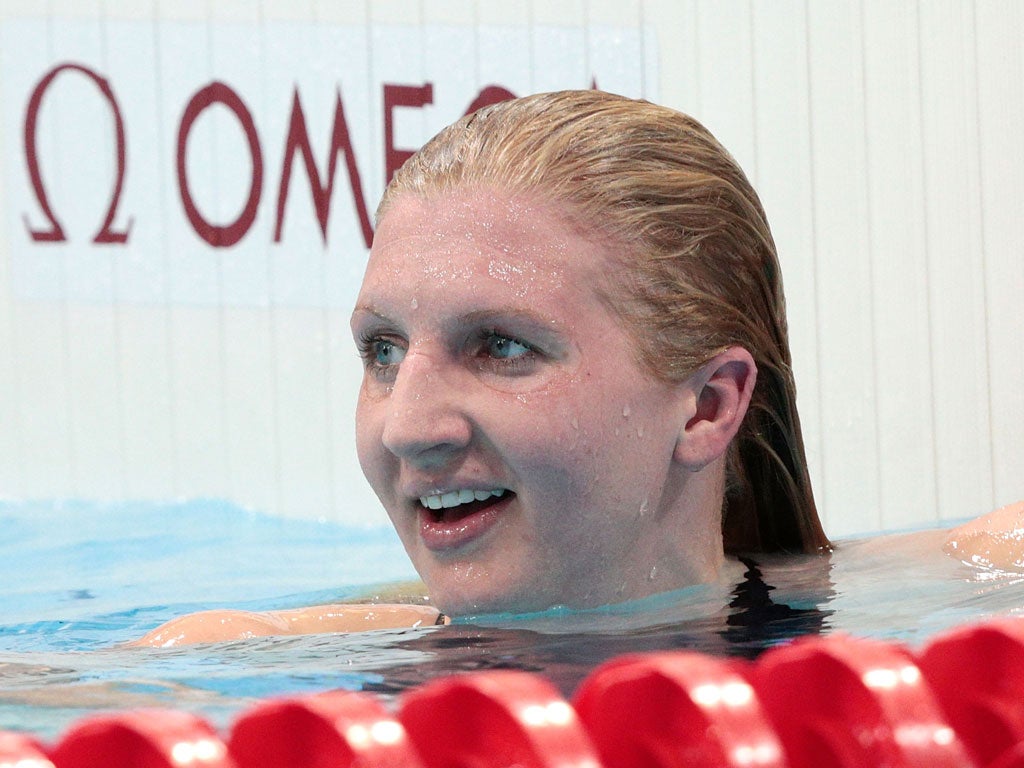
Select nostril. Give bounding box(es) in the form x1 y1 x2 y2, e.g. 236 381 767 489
381 406 473 462
379 357 472 460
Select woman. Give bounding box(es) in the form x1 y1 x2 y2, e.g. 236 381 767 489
352 89 829 615
134 91 1014 646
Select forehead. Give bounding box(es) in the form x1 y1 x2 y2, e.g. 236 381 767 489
363 188 614 300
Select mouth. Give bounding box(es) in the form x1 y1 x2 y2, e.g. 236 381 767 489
419 488 508 522
416 488 513 550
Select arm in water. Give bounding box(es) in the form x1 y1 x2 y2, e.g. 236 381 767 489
130 602 447 648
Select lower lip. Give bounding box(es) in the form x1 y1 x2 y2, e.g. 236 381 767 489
417 496 511 552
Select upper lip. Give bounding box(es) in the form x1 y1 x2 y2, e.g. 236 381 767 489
404 475 508 496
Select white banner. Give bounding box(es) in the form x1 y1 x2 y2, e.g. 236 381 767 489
1 19 655 308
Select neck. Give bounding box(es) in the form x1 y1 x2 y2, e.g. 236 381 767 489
617 458 728 602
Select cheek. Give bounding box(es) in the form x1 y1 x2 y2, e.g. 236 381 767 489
504 402 617 505
547 380 676 496
354 394 387 483
498 392 582 462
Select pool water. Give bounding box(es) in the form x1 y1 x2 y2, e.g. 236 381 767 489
1 498 1022 739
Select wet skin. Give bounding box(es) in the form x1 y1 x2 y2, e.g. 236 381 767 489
351 187 731 616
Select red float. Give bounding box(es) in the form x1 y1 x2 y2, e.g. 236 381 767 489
228 690 423 768
918 618 1024 767
574 651 786 768
399 670 601 768
751 634 975 768
0 730 54 767
49 709 234 768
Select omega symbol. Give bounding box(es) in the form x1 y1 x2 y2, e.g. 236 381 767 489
22 62 132 244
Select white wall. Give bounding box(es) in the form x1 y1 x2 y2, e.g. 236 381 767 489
0 1 1020 538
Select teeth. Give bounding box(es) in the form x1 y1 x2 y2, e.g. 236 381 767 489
419 488 506 510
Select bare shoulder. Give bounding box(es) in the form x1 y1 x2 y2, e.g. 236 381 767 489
943 500 1024 571
129 603 445 648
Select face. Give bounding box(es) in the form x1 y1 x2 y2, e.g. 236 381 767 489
351 187 708 615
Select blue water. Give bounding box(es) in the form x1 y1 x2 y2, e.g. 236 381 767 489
1 498 1022 739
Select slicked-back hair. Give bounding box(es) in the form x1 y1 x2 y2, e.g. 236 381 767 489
379 90 830 555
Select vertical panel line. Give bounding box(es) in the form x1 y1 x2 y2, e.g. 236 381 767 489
316 1 348 522
584 0 593 90
153 0 181 497
803 0 826 518
269 0 287 516
527 0 535 93
258 0 284 516
50 8 79 495
636 0 643 94
970 0 996 510
858 0 882 529
104 2 128 499
205 0 232 498
747 0 758 185
915 3 941 522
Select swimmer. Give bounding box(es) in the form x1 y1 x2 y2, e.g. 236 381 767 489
133 90 1020 647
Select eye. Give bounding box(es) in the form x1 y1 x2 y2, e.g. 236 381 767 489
485 333 532 360
371 338 405 366
357 332 407 379
473 329 540 377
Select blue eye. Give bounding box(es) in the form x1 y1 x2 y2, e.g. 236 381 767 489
372 339 405 366
357 333 406 378
485 333 532 360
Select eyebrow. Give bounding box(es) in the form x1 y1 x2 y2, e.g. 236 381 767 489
351 304 567 348
350 305 391 323
457 307 559 329
352 303 558 327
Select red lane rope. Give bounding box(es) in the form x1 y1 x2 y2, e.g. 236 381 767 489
5 617 1024 768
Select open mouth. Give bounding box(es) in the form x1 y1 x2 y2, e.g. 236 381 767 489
419 488 511 524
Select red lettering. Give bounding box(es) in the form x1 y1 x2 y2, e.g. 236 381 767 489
273 88 374 249
22 62 132 244
177 82 263 248
463 85 517 116
383 82 434 185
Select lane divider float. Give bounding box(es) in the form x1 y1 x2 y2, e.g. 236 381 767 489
4 617 1024 768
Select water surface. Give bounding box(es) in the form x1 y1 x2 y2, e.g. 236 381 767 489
1 499 1021 739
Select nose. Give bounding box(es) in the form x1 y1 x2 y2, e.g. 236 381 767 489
380 350 473 466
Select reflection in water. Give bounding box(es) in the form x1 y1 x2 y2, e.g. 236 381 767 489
723 556 835 652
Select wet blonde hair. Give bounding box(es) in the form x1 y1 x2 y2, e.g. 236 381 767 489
379 90 829 554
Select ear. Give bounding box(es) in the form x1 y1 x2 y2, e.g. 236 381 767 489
673 346 757 471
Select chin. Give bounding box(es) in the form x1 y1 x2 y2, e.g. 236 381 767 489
427 573 555 618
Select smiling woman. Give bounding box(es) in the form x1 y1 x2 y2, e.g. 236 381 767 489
353 186 751 615
133 90 1014 647
351 90 834 617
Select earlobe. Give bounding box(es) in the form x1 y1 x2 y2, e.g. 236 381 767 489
673 347 757 471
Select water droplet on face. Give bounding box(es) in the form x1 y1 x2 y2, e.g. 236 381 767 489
570 416 579 430
622 404 631 418
638 497 649 517
410 297 418 310
648 565 658 581
637 425 645 437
